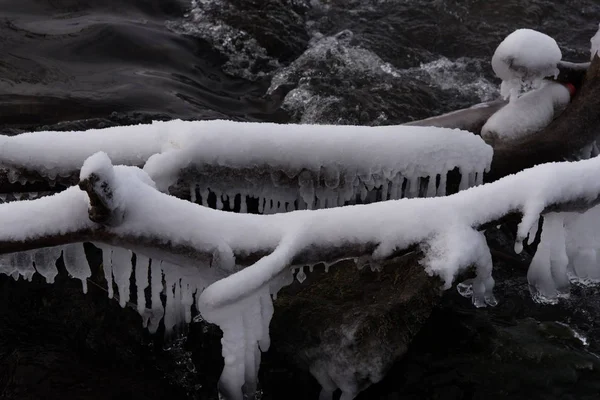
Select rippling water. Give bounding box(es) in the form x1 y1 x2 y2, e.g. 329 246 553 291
2 0 598 132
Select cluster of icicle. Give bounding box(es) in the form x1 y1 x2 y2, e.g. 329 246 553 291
0 243 208 336
186 166 484 213
0 240 291 400
523 205 600 304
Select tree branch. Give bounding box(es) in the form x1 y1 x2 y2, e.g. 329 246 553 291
485 56 600 182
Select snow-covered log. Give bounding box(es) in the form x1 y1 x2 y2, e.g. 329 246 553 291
2 152 600 398
0 121 493 211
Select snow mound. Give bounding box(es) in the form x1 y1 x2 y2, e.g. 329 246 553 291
481 81 570 145
492 29 562 100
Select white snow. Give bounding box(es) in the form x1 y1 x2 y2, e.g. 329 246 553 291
0 120 493 210
0 141 599 398
491 29 562 100
591 23 600 60
481 81 570 145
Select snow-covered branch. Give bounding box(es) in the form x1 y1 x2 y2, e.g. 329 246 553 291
3 151 600 399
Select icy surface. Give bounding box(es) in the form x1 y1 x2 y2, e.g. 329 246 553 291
481 81 570 145
492 29 562 100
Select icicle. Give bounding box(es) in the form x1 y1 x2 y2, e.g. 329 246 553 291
426 175 436 198
475 170 484 186
323 166 340 189
33 247 61 284
174 278 184 330
112 247 133 308
201 288 274 400
162 261 180 335
182 281 194 324
298 170 315 208
135 255 150 322
12 251 36 282
14 193 24 201
0 253 17 277
296 266 306 283
436 173 447 196
216 195 224 210
97 244 114 299
468 171 476 187
454 231 497 307
0 194 7 203
527 217 540 245
527 213 569 303
458 168 469 191
258 197 264 213
63 243 91 293
148 260 164 334
381 181 390 201
267 198 275 214
190 183 197 203
259 293 274 351
7 169 18 184
29 192 38 199
240 194 247 213
199 188 207 206
408 176 420 198
217 313 246 400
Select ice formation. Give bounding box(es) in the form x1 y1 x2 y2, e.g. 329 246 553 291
1 143 600 399
142 120 492 209
0 120 492 212
528 204 600 304
480 81 571 145
491 29 562 100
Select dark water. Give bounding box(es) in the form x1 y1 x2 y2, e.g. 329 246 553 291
2 0 600 399
2 0 598 131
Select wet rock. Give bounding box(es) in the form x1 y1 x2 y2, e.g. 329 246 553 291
264 254 442 398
